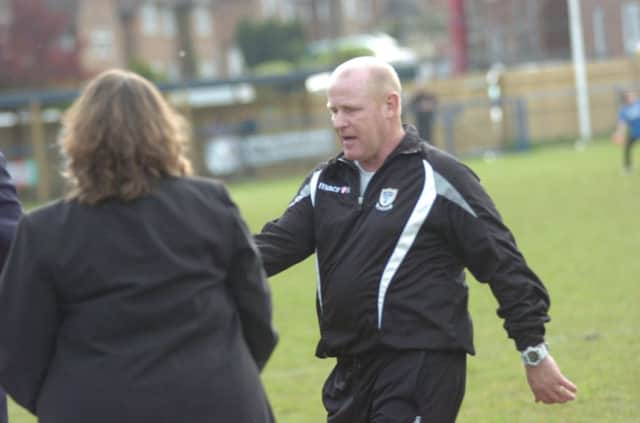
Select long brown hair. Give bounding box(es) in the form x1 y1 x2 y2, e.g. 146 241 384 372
59 69 193 205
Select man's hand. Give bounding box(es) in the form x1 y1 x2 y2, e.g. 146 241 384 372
612 131 625 146
525 354 577 404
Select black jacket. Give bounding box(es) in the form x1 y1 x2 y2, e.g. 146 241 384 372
0 153 21 266
0 177 277 423
0 152 21 423
256 126 549 358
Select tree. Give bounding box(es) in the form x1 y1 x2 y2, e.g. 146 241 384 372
128 58 168 83
0 0 85 90
235 18 305 69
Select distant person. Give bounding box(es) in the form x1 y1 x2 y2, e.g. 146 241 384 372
0 152 22 423
612 89 640 173
0 69 277 423
410 89 438 142
255 57 576 422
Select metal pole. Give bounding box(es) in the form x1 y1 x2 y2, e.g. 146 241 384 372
448 0 467 74
567 0 592 143
29 101 51 202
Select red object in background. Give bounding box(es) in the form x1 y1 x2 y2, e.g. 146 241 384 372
0 0 85 89
448 0 468 74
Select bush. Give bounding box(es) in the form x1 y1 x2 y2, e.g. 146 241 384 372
236 18 306 69
128 59 167 83
253 60 296 76
298 46 375 70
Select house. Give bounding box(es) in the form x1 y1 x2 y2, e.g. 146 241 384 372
0 0 455 84
464 0 571 69
464 0 640 70
78 0 262 80
579 0 640 60
0 0 267 82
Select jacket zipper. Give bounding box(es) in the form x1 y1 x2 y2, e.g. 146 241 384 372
338 147 420 208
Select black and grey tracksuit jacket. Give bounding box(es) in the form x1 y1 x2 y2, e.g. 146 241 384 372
256 126 550 358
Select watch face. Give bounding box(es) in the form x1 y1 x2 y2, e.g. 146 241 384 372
527 351 539 362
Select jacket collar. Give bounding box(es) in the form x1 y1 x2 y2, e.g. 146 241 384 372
332 124 424 168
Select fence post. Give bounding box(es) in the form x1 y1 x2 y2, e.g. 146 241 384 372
440 103 463 156
513 98 531 151
29 101 51 202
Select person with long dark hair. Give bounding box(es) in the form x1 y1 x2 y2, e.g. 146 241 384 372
0 69 277 423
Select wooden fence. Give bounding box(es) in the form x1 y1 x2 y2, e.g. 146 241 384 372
1 56 638 202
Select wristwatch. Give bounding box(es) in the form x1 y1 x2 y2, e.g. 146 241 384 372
520 343 549 366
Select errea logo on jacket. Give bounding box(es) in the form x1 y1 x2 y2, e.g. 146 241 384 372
286 179 352 209
318 182 351 194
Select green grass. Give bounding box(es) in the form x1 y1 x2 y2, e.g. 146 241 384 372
8 139 640 422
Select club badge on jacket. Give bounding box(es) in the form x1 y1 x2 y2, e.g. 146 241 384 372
376 188 398 211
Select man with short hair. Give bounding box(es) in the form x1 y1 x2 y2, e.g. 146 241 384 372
256 56 577 422
612 89 640 173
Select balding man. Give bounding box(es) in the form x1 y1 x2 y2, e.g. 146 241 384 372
255 56 576 422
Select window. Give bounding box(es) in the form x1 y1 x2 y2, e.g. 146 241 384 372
89 29 113 60
280 3 295 19
193 5 212 37
160 6 176 37
622 2 640 54
317 1 330 20
227 46 244 76
261 0 278 17
344 0 367 21
0 2 10 27
141 2 158 36
592 6 607 59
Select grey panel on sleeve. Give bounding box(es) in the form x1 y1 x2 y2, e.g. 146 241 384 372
433 171 477 217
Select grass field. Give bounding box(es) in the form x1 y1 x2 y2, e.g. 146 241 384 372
8 139 640 422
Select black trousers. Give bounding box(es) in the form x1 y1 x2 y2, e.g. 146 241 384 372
322 350 466 423
0 390 6 423
624 135 637 170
